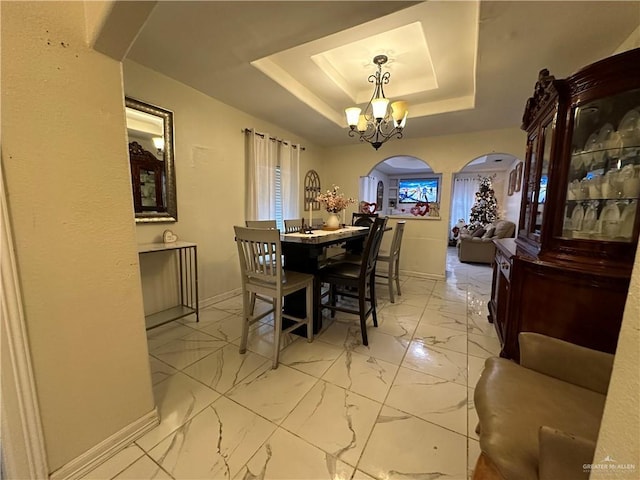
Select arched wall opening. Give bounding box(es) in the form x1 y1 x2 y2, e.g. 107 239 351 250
449 152 523 242
361 155 441 217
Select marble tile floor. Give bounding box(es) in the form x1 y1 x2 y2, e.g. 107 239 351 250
83 248 499 480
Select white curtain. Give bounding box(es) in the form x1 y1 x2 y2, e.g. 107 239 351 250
245 130 300 223
245 130 277 220
279 142 300 220
359 175 378 204
451 175 480 231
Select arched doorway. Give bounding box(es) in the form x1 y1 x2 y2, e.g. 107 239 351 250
361 155 439 216
449 152 521 243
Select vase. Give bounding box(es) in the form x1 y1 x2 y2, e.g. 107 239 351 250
325 212 341 230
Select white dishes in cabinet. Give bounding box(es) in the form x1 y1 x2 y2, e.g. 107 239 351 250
619 200 637 239
600 200 621 238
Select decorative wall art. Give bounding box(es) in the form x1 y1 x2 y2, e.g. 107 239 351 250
304 170 321 210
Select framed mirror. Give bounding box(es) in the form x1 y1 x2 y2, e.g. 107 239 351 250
125 97 177 222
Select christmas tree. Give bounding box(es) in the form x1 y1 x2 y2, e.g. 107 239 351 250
469 176 498 225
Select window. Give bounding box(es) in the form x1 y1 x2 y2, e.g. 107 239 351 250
398 177 440 203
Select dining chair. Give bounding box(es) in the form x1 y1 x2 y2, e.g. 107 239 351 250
376 221 405 303
234 226 314 368
245 219 277 229
319 216 387 346
352 212 378 228
284 218 304 233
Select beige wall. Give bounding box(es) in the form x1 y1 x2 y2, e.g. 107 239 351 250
591 27 640 479
324 129 526 276
1 2 154 472
591 241 640 478
123 61 326 309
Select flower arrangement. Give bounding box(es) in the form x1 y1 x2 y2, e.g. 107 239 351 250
316 185 355 213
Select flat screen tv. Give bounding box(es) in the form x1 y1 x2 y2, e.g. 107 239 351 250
398 178 439 203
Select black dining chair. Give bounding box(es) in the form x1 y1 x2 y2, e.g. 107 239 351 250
352 212 379 228
319 216 388 346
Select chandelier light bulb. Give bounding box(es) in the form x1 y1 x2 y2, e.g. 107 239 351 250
345 107 362 127
371 97 389 120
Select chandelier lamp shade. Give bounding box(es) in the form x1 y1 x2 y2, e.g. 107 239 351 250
345 55 408 150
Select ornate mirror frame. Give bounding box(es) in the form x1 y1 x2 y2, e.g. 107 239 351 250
125 97 177 223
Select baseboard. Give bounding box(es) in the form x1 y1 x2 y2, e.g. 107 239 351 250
399 269 445 281
199 288 242 310
49 407 159 480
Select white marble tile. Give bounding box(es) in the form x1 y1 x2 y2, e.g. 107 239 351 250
148 357 177 386
468 387 480 441
317 319 361 348
467 355 486 389
467 311 496 337
82 443 145 479
468 438 482 479
383 292 430 308
278 339 344 377
467 332 501 359
213 296 273 317
385 367 468 435
112 455 171 480
399 278 437 295
322 351 398 403
352 470 377 480
419 308 469 333
431 282 469 303
148 397 276 479
179 306 234 332
412 323 468 355
350 329 409 366
236 428 355 480
150 330 227 370
230 321 299 359
136 372 220 451
402 341 468 386
182 343 269 394
146 323 197 351
377 301 426 322
425 296 468 316
198 313 246 342
373 309 419 340
358 406 467 480
282 380 381 467
226 363 317 424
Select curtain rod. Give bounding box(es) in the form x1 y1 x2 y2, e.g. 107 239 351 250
242 128 305 151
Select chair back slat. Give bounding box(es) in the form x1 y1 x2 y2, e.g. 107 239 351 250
245 220 277 229
234 226 282 286
390 221 406 257
284 218 304 233
361 217 388 276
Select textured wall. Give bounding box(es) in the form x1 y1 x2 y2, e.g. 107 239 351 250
1 2 154 471
123 60 326 309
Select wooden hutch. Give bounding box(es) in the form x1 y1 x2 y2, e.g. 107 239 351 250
489 48 640 361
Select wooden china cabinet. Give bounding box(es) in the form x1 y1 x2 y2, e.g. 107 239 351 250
489 48 640 361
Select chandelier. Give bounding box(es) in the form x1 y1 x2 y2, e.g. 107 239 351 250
345 55 408 150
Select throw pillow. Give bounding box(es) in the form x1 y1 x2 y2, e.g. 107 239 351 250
472 227 486 238
482 226 496 239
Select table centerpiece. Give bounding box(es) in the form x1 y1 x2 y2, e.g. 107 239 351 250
316 185 355 230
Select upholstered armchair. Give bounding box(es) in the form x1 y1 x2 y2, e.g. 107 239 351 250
473 332 614 480
457 219 515 264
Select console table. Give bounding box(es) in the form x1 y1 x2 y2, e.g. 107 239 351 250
138 241 199 330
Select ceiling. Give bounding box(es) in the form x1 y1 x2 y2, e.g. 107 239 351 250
126 1 640 148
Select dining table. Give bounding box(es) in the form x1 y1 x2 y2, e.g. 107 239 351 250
280 225 370 334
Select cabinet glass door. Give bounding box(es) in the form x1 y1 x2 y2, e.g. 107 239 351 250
563 88 640 242
520 135 537 238
534 121 553 236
